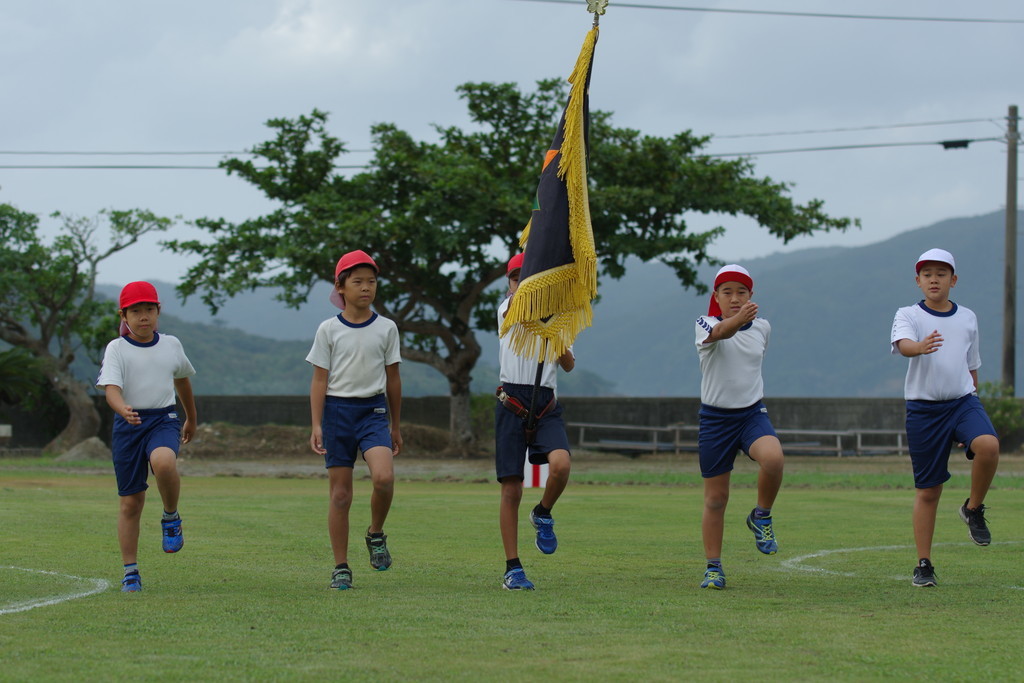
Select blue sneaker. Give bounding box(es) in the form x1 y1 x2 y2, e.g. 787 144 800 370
746 510 777 555
700 566 726 590
502 567 535 591
162 517 184 553
529 510 557 554
121 572 142 593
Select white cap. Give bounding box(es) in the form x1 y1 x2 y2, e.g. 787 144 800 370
916 248 955 274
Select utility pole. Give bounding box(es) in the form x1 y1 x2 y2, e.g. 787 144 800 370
1003 104 1019 393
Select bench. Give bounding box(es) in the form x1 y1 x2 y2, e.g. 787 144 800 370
852 429 908 456
774 428 849 457
569 421 908 457
568 422 698 456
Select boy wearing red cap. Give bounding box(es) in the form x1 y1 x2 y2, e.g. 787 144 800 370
891 248 999 588
494 253 575 591
306 250 402 590
694 264 784 590
96 281 197 593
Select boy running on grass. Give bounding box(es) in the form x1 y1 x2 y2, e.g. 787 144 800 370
307 250 402 590
891 248 999 588
96 281 197 593
495 253 575 591
694 264 785 590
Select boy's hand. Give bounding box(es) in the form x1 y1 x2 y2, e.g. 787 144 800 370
737 301 758 323
121 405 141 425
918 330 943 355
310 426 327 455
180 418 195 444
391 427 403 456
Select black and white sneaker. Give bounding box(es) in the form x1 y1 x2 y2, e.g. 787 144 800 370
330 567 353 590
912 559 937 588
959 499 991 546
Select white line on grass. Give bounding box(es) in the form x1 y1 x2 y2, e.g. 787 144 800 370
0 566 110 615
779 541 1023 583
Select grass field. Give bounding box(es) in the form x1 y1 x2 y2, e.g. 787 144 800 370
2 454 1024 681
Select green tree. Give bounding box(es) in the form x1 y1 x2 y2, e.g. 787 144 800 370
0 204 175 452
166 80 856 453
0 346 46 405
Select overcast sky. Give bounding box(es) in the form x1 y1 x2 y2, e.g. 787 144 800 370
1 0 1020 286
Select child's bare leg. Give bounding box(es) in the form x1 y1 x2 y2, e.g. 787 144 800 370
913 484 942 559
327 467 354 565
540 449 571 510
364 446 395 533
748 435 784 510
149 447 180 514
118 491 146 565
499 477 523 560
702 472 730 560
967 435 999 508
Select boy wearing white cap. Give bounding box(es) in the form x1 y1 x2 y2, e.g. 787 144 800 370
694 265 785 590
307 250 403 590
96 281 197 592
891 248 999 588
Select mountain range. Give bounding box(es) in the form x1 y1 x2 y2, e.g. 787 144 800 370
92 209 1021 397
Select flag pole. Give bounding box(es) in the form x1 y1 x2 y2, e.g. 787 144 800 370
524 339 548 445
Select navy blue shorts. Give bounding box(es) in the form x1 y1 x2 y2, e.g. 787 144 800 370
111 406 181 496
322 394 393 469
906 393 997 489
494 383 570 481
698 401 777 478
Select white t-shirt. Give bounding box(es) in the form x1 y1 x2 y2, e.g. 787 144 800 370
96 333 196 409
890 301 980 401
305 313 402 398
694 316 771 409
497 297 568 389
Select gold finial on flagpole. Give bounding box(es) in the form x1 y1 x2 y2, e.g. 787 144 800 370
587 0 608 26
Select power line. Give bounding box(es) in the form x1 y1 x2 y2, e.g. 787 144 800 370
0 164 368 170
510 0 1024 24
0 150 247 156
0 139 1013 170
0 120 1002 156
0 149 373 156
716 118 998 139
708 137 1005 157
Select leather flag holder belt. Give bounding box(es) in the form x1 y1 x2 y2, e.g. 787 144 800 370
495 386 555 422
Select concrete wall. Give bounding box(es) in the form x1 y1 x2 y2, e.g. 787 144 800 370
1 394 906 447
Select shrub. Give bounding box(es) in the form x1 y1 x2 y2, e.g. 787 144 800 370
978 382 1024 436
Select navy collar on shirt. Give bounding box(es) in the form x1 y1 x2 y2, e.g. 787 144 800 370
337 312 378 328
122 332 160 348
916 300 958 318
714 316 753 331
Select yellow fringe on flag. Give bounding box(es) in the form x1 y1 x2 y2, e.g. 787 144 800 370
500 26 599 363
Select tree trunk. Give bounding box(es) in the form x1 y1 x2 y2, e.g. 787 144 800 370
43 368 101 454
447 374 476 456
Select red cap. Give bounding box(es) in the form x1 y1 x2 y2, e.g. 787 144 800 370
118 281 160 336
119 281 160 309
507 253 524 275
708 265 754 316
330 250 379 310
334 250 379 279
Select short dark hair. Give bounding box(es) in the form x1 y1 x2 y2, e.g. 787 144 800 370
336 264 377 287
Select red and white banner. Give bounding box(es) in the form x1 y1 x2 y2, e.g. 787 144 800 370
524 461 549 488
